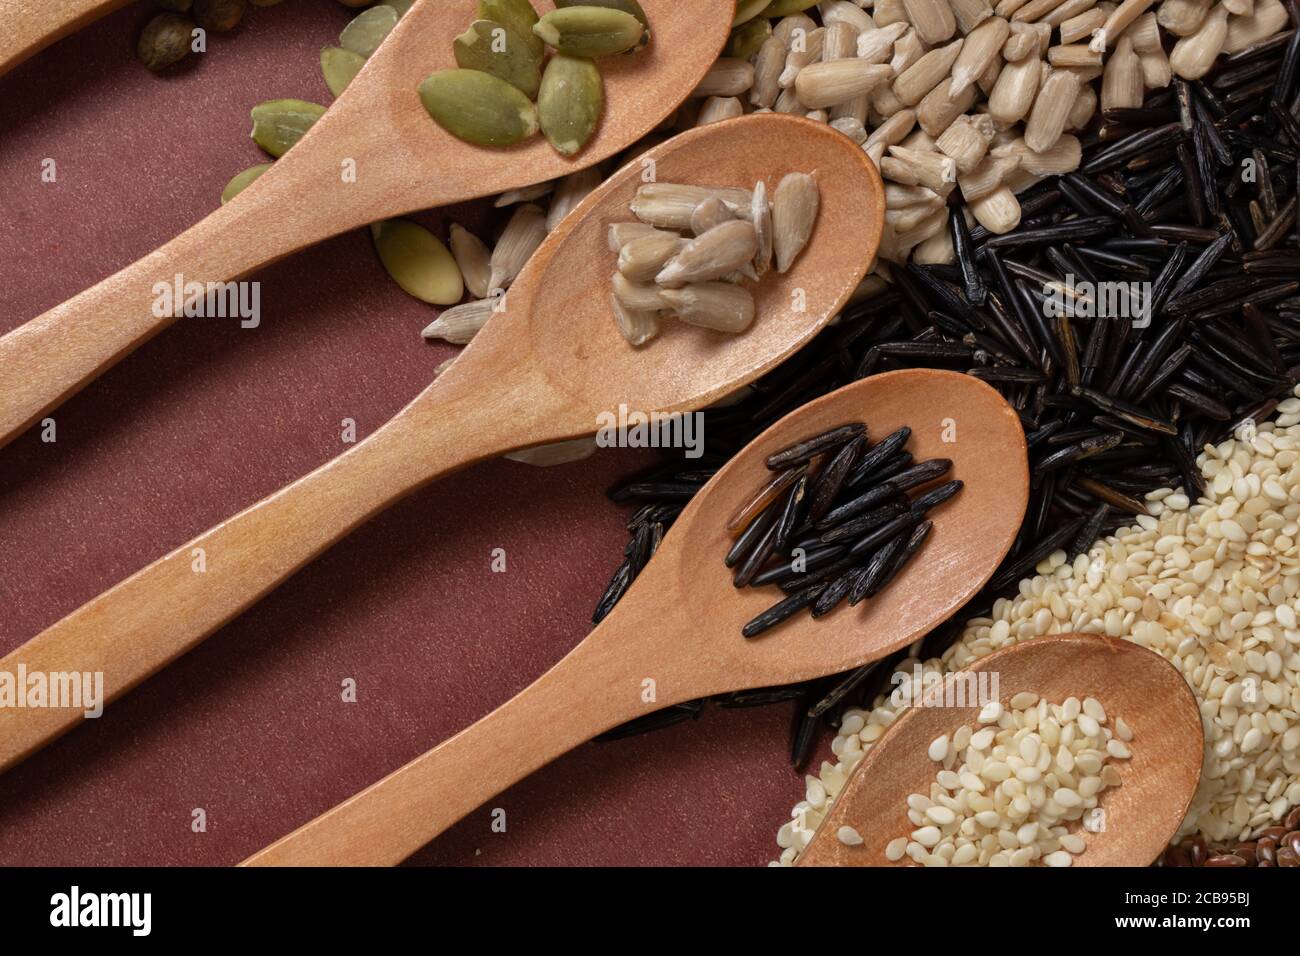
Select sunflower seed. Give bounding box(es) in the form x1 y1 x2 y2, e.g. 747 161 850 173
547 167 602 230
610 293 660 346
618 231 687 283
657 220 759 286
772 172 820 274
660 283 756 333
904 0 958 43
1170 4 1227 77
795 59 893 109
630 183 753 229
987 54 1042 123
1102 35 1143 109
1024 68 1080 151
373 219 465 306
751 36 786 107
422 298 495 344
697 95 745 125
894 39 966 107
489 203 547 293
608 221 673 251
969 185 1022 233
691 196 734 235
1157 0 1211 37
505 436 599 467
449 224 492 300
612 272 671 312
418 69 539 147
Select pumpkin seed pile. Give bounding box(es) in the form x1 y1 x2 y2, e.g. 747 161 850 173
419 0 653 156
609 173 820 344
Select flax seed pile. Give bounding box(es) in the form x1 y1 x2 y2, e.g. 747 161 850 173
775 394 1300 865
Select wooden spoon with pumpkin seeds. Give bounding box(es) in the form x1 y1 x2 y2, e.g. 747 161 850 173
0 0 131 78
0 113 886 773
0 0 735 450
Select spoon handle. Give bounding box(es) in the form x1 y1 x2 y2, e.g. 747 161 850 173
0 0 128 78
0 145 371 452
240 610 666 866
0 376 548 773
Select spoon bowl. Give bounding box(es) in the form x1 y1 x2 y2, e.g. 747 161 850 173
242 367 1028 865
0 0 737 447
0 111 884 774
798 633 1204 867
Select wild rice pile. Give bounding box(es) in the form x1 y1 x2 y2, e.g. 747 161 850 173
774 394 1300 864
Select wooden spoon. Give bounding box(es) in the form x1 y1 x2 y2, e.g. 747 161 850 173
0 0 130 79
240 367 1029 866
0 0 735 449
0 112 885 773
798 633 1203 867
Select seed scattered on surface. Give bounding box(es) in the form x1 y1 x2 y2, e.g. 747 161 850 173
339 4 397 57
193 0 246 33
421 298 496 344
321 46 367 98
448 223 492 300
137 13 195 73
249 99 326 158
372 219 465 307
220 163 271 204
489 202 548 293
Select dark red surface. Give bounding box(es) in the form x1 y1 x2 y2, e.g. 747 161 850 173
0 3 820 866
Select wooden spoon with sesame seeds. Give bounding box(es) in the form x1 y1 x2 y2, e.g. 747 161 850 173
0 112 885 774
240 368 1028 866
0 0 737 449
797 633 1203 867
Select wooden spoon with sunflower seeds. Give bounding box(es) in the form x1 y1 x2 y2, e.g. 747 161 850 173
240 368 1028 865
798 634 1202 867
0 0 131 78
0 0 736 449
0 112 886 773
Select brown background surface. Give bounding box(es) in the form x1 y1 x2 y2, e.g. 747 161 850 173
0 2 824 866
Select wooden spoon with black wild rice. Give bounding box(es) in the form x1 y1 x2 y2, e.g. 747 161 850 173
242 368 1027 865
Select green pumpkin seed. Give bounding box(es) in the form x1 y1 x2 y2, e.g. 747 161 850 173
249 99 326 157
221 163 272 204
533 8 644 57
418 69 539 147
555 0 649 28
479 0 544 59
372 219 465 306
339 5 398 58
760 0 819 16
538 54 603 157
321 46 366 97
733 0 771 25
726 16 772 58
453 19 542 99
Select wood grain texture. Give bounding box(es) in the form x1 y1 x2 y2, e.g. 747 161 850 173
0 111 885 773
0 0 736 449
242 368 1029 865
0 0 131 77
797 633 1204 867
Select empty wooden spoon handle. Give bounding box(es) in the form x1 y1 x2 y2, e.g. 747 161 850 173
0 0 129 78
0 373 556 772
241 607 670 866
0 146 375 451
